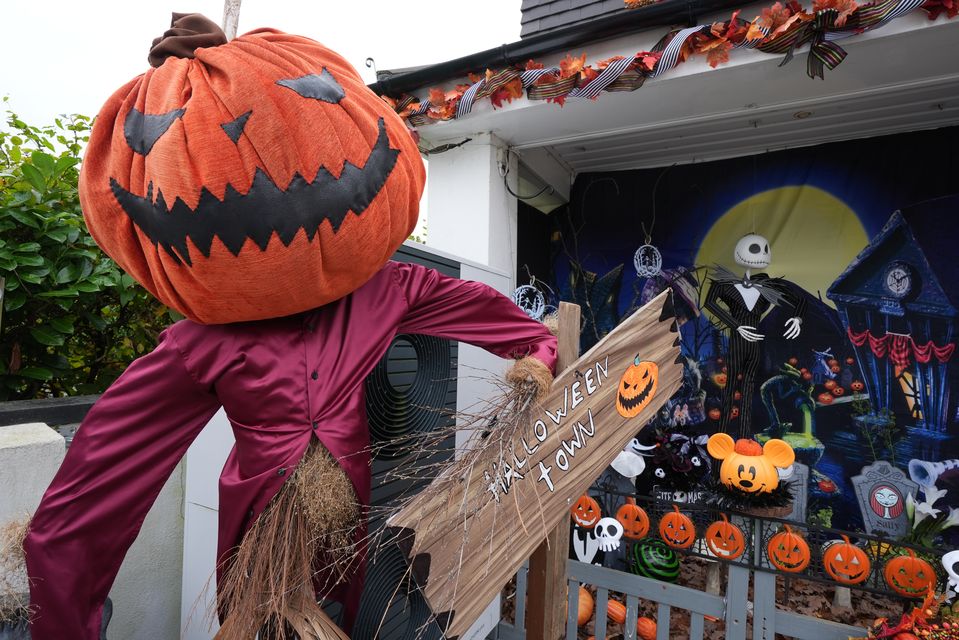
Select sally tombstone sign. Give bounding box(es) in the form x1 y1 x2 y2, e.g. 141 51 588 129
388 291 683 638
852 461 918 538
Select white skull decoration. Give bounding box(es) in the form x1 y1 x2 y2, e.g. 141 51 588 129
594 517 624 552
943 549 959 600
734 233 771 269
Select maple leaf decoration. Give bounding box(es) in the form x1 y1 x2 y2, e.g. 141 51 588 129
625 0 658 7
489 78 524 109
923 0 958 18
813 0 859 26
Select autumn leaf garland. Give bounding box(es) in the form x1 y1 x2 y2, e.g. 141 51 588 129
382 0 954 126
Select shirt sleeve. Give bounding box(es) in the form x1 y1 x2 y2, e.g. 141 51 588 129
393 261 558 373
24 323 224 639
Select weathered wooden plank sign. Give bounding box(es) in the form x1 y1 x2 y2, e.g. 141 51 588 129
388 291 682 639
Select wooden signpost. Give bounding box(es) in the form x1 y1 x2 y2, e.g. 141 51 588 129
388 290 682 639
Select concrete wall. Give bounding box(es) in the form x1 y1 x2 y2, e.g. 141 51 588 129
0 422 184 640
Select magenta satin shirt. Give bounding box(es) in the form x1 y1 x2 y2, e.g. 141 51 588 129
24 260 558 639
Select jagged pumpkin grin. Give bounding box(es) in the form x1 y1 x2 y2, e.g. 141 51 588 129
111 118 400 266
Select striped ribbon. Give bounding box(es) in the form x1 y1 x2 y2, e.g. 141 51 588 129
567 56 636 99
455 68 523 118
806 10 848 79
652 25 705 77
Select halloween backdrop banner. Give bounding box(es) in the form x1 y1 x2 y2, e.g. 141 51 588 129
525 125 959 534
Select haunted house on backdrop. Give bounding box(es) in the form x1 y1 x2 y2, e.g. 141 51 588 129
828 195 959 436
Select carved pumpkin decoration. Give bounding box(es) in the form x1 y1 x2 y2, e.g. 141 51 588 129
636 617 657 640
616 499 650 540
571 495 602 529
817 392 834 405
822 535 871 585
832 386 845 396
767 525 810 573
607 599 627 625
708 408 722 421
884 549 936 597
713 372 728 388
704 513 745 561
831 364 842 374
824 380 837 390
707 433 795 494
658 504 696 549
851 380 865 393
79 26 424 324
616 357 659 418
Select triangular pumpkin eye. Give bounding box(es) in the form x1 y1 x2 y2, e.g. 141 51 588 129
221 110 252 143
850 556 859 566
835 552 844 563
124 107 185 155
276 68 345 103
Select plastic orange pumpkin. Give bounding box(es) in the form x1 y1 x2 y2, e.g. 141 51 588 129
79 24 424 324
607 599 627 625
616 499 650 540
571 495 602 529
704 513 745 561
576 586 594 626
707 433 794 494
822 535 871 585
884 549 936 597
616 357 659 418
659 504 696 549
636 616 657 640
767 525 810 573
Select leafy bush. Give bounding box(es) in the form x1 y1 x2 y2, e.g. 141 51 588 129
0 102 176 400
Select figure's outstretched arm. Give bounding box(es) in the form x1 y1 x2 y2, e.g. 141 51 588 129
24 326 222 639
393 261 558 376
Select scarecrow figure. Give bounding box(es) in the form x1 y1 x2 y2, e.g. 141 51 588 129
23 14 557 640
705 233 806 438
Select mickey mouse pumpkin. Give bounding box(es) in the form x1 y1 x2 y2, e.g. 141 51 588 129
707 433 795 494
79 16 424 324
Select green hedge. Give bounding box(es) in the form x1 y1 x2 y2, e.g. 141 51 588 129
0 102 176 400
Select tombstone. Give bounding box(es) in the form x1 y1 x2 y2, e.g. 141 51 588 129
784 463 810 523
851 461 918 537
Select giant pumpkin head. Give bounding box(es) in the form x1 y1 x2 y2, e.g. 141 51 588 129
79 14 424 324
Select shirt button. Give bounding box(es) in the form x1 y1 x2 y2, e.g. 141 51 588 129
311 371 318 380
312 421 318 430
278 467 286 476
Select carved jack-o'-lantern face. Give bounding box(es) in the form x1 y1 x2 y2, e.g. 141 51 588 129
704 514 745 560
884 549 936 597
571 495 602 529
79 25 424 324
616 500 650 540
822 536 871 585
707 433 794 494
767 525 810 573
616 357 659 418
658 504 695 549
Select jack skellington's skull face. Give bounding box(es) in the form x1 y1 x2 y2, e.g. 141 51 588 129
594 517 624 552
734 233 771 269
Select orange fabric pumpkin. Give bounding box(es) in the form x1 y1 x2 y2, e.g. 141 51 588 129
822 535 871 585
883 549 936 597
616 499 650 540
704 513 745 561
571 495 602 529
607 599 627 625
79 27 424 324
636 616 657 640
767 525 810 573
658 504 696 549
616 357 659 418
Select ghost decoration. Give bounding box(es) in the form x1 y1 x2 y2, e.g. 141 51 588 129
943 549 959 601
594 517 625 552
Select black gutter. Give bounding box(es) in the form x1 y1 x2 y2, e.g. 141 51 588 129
368 0 747 97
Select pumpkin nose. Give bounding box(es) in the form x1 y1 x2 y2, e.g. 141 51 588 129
739 479 753 489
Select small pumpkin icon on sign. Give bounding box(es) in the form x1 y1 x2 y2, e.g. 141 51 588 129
616 356 658 418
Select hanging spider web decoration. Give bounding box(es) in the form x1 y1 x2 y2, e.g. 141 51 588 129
634 244 663 278
511 284 546 320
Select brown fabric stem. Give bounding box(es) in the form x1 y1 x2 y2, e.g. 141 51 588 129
149 13 227 68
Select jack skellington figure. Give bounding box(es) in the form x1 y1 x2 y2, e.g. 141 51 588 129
705 233 806 437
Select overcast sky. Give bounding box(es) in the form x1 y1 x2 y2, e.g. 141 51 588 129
3 1 521 126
